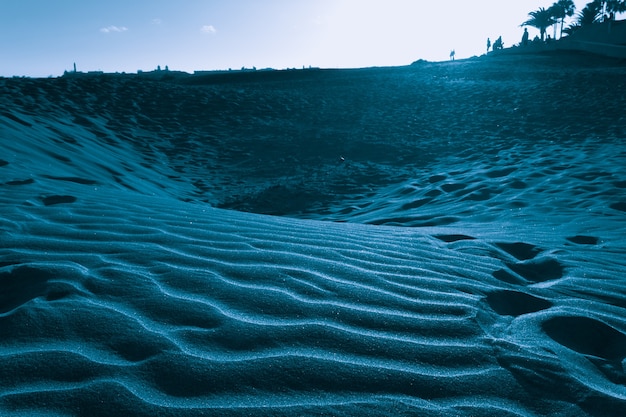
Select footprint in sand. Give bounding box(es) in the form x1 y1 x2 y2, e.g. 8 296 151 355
486 289 552 316
495 242 543 261
485 167 517 178
492 242 565 284
5 178 35 186
491 268 526 285
40 195 77 206
0 265 54 313
505 257 565 283
433 234 476 243
609 202 626 212
401 198 432 210
42 175 98 185
542 315 626 383
508 179 527 189
428 174 446 183
440 182 466 193
566 235 599 245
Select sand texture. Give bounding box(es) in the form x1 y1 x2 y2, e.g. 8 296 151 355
1 53 626 416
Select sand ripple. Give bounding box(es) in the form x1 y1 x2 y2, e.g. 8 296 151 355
1 186 625 415
1 55 626 416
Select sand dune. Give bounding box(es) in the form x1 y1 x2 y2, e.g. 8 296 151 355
1 54 626 416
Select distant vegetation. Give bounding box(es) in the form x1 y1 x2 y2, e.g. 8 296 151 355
565 0 626 34
522 0 626 41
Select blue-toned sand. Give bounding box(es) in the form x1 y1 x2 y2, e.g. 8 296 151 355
1 54 626 416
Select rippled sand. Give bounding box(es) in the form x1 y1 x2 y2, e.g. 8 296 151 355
1 53 626 416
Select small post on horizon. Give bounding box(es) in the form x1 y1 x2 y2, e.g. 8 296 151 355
73 62 77 73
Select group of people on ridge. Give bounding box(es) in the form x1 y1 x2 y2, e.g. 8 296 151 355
487 27 533 53
486 36 504 52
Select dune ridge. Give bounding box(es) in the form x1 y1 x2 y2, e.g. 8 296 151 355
1 54 626 416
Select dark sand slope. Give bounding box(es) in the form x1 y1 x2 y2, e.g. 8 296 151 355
1 54 626 416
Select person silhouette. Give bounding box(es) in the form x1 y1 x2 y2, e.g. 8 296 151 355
494 36 503 50
487 38 491 53
449 49 455 60
522 28 529 46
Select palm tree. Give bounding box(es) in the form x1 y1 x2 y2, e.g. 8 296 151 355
550 0 576 39
600 0 626 32
605 0 626 18
522 7 556 41
548 4 562 39
591 0 626 20
576 1 602 26
563 0 603 35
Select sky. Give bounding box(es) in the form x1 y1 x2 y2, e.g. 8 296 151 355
1 0 592 77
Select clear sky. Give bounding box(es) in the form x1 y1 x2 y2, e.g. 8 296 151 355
1 0 591 77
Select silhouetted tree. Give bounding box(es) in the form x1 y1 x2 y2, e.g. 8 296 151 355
550 0 576 39
605 0 626 18
522 7 556 41
563 1 601 35
549 4 562 39
598 0 626 32
577 1 603 25
587 0 626 20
